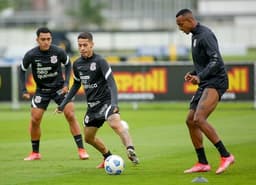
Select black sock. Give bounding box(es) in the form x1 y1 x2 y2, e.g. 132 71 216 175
196 147 208 164
32 140 40 153
214 140 230 157
103 151 112 159
127 146 135 150
73 135 84 149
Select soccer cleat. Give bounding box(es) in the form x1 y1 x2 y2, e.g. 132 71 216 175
96 160 105 169
184 163 211 173
216 154 235 174
78 148 89 160
24 152 41 161
127 148 139 164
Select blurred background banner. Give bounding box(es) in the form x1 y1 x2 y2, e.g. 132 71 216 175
0 63 254 102
0 65 11 101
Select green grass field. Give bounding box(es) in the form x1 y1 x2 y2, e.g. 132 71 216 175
0 102 255 185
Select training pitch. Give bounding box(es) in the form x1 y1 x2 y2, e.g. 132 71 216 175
0 102 255 185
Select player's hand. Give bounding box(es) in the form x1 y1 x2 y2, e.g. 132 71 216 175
62 86 69 94
184 72 192 81
113 105 119 113
190 75 200 85
22 93 30 100
184 72 200 85
54 107 63 114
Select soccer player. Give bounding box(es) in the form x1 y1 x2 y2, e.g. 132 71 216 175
175 9 235 174
20 27 89 160
55 32 139 168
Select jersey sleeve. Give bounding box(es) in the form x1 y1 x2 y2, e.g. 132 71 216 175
19 52 32 93
72 62 81 82
63 57 71 87
58 80 81 111
100 59 118 106
59 49 71 87
58 62 81 111
197 32 223 80
59 48 70 66
20 52 31 71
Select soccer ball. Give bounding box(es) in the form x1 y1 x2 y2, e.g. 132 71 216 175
104 155 125 175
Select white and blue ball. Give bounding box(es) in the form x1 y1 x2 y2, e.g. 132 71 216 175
104 155 125 175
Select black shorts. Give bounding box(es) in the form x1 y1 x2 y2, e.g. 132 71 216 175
83 100 119 128
31 88 66 110
189 83 227 110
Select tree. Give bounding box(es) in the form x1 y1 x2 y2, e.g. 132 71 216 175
0 0 11 11
68 0 105 29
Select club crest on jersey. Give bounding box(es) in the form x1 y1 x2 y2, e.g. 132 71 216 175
50 55 58 64
90 62 96 71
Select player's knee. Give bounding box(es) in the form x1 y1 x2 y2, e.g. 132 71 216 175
111 122 123 133
64 110 75 121
31 115 41 126
84 136 93 144
186 117 194 127
193 115 206 126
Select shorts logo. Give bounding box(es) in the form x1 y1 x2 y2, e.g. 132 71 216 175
34 96 42 103
90 62 96 71
50 55 58 64
84 115 89 123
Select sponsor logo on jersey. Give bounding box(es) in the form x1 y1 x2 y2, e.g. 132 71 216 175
37 63 42 67
88 101 100 108
50 55 58 64
85 83 98 89
90 62 96 71
80 75 90 80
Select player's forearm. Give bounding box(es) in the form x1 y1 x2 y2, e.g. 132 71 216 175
189 70 197 75
64 62 71 87
107 75 118 106
58 80 81 111
19 66 27 93
198 59 221 80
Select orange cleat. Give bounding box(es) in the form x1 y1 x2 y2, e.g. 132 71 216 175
216 154 235 174
96 160 105 169
78 148 89 160
24 152 41 161
184 163 211 173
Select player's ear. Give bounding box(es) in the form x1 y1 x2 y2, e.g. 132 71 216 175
91 41 94 48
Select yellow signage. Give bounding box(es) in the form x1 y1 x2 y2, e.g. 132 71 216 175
183 67 249 94
114 68 167 93
227 67 248 92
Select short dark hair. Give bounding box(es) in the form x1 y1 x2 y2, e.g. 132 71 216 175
36 27 52 37
176 9 192 17
77 32 93 41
